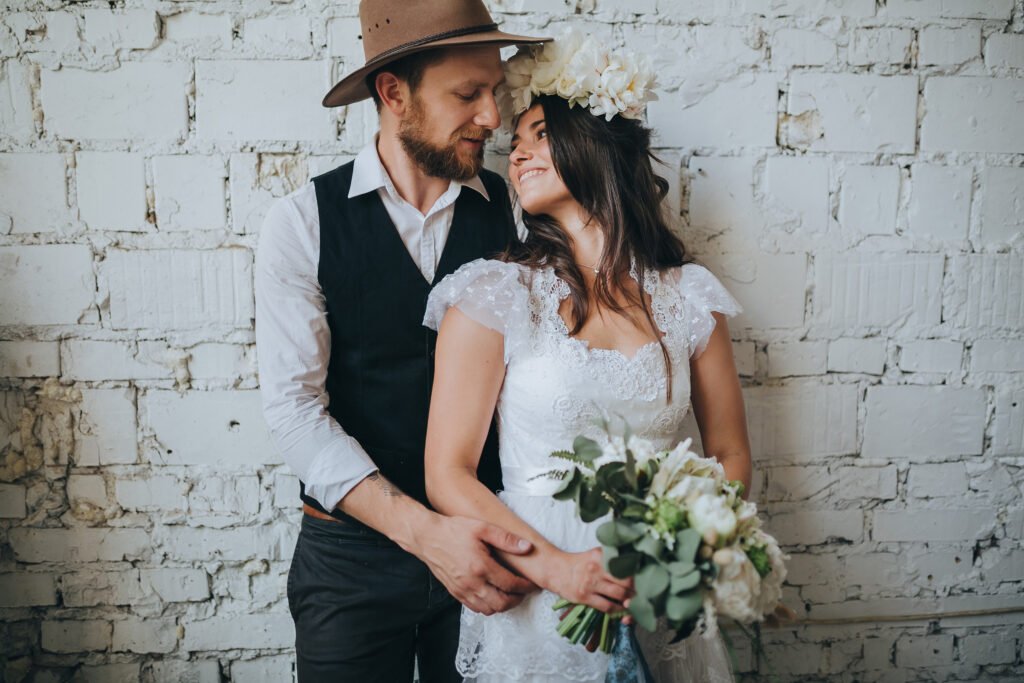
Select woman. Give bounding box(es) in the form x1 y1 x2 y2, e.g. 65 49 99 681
423 34 751 682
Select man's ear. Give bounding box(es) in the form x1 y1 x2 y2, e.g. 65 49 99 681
375 72 409 116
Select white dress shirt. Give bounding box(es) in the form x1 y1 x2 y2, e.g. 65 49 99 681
255 141 491 511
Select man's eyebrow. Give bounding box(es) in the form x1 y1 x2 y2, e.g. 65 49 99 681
454 77 507 90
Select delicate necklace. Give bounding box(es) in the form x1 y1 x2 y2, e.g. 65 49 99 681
578 260 600 275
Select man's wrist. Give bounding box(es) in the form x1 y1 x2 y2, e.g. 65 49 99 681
392 504 438 556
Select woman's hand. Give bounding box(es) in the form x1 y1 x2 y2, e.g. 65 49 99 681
543 547 633 613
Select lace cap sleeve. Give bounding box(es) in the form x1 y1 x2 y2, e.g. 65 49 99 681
679 263 742 359
423 259 528 359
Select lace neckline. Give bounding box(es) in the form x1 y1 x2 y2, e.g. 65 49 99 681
540 266 668 363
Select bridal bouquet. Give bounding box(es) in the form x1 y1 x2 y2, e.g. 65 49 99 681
545 425 787 653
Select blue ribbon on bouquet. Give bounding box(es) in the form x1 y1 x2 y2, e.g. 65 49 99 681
605 622 655 683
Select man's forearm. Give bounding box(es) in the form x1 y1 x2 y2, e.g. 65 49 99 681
335 472 435 554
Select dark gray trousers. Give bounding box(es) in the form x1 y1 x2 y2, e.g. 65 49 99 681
288 515 462 682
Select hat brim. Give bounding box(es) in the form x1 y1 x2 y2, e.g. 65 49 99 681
322 30 550 108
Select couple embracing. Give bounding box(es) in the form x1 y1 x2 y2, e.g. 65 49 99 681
256 0 752 680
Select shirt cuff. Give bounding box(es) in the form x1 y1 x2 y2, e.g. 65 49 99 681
302 439 379 511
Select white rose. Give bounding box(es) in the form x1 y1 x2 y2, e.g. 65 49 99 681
666 474 717 503
687 494 737 539
626 436 658 466
711 549 761 622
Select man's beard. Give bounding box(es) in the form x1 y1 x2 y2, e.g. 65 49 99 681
399 96 489 181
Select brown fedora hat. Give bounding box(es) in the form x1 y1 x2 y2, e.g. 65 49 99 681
322 0 549 107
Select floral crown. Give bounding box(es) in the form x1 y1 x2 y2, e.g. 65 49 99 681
502 29 658 124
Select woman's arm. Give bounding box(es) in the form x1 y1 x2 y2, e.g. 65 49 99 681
689 313 753 494
425 307 630 613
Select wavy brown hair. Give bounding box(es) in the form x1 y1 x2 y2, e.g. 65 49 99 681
504 95 691 400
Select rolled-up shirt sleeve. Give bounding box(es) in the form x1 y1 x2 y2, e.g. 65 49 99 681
255 189 378 511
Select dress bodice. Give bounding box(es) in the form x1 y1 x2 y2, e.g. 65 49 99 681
424 259 741 497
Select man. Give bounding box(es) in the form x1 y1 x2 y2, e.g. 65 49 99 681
255 0 549 680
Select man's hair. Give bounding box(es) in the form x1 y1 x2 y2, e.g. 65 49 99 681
366 48 450 111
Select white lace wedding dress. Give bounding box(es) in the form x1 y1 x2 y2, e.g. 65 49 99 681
424 259 741 683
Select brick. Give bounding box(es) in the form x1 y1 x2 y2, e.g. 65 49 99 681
189 474 260 514
41 63 189 140
67 474 107 507
959 634 1016 666
273 472 301 510
73 663 140 683
0 390 23 455
61 570 143 607
182 614 294 651
140 568 210 602
141 390 278 466
0 60 35 141
835 464 897 500
732 341 755 376
82 10 158 50
908 165 972 242
102 249 253 330
771 29 836 67
41 620 112 653
9 527 150 563
0 245 96 325
75 388 137 466
754 0 875 15
862 386 985 458
922 78 1024 153
885 0 1013 19
945 255 1024 330
985 33 1024 69
112 617 177 653
687 157 763 253
785 74 917 153
115 476 188 511
979 166 1024 246
327 16 365 65
971 339 1024 372
76 152 148 231
769 510 863 545
844 552 902 590
0 341 60 377
230 153 309 234
150 660 221 683
827 338 886 374
156 525 291 562
768 341 827 377
188 343 255 380
764 156 830 233
848 28 912 66
62 340 174 382
765 641 823 676
896 634 954 668
243 17 313 56
231 656 294 683
765 465 831 501
745 384 858 459
718 253 807 329
154 156 228 231
983 549 1024 583
163 12 233 46
908 547 974 588
991 388 1024 455
839 164 899 236
908 462 968 498
0 572 56 606
0 153 70 233
196 60 333 141
919 25 981 65
784 552 842 585
898 340 963 373
649 74 777 149
813 253 943 330
872 509 994 542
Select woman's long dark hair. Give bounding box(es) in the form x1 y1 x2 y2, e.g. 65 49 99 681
504 95 691 401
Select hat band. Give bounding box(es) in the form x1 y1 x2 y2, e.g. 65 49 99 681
364 22 500 69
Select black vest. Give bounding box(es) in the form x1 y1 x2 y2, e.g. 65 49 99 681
301 161 515 523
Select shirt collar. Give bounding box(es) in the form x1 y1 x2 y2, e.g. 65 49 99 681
348 140 490 203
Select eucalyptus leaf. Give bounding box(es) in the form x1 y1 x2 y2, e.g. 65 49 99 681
675 528 701 563
635 563 670 601
635 534 664 558
573 436 603 462
670 569 701 593
608 553 641 578
628 595 657 632
667 561 695 577
665 590 703 623
553 468 581 501
597 520 644 547
579 484 610 522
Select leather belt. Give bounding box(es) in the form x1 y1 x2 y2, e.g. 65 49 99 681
302 503 345 523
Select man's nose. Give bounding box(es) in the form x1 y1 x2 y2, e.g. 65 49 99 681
475 92 501 129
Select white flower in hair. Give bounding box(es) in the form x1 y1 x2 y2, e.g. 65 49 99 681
503 28 658 123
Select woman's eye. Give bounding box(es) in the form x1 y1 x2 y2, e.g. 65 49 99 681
537 129 547 139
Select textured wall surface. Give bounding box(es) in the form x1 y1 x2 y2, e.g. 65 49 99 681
0 0 1022 681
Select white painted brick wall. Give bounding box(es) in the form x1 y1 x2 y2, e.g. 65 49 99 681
2 1 1021 679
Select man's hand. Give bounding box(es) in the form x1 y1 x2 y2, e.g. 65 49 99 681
414 514 539 615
